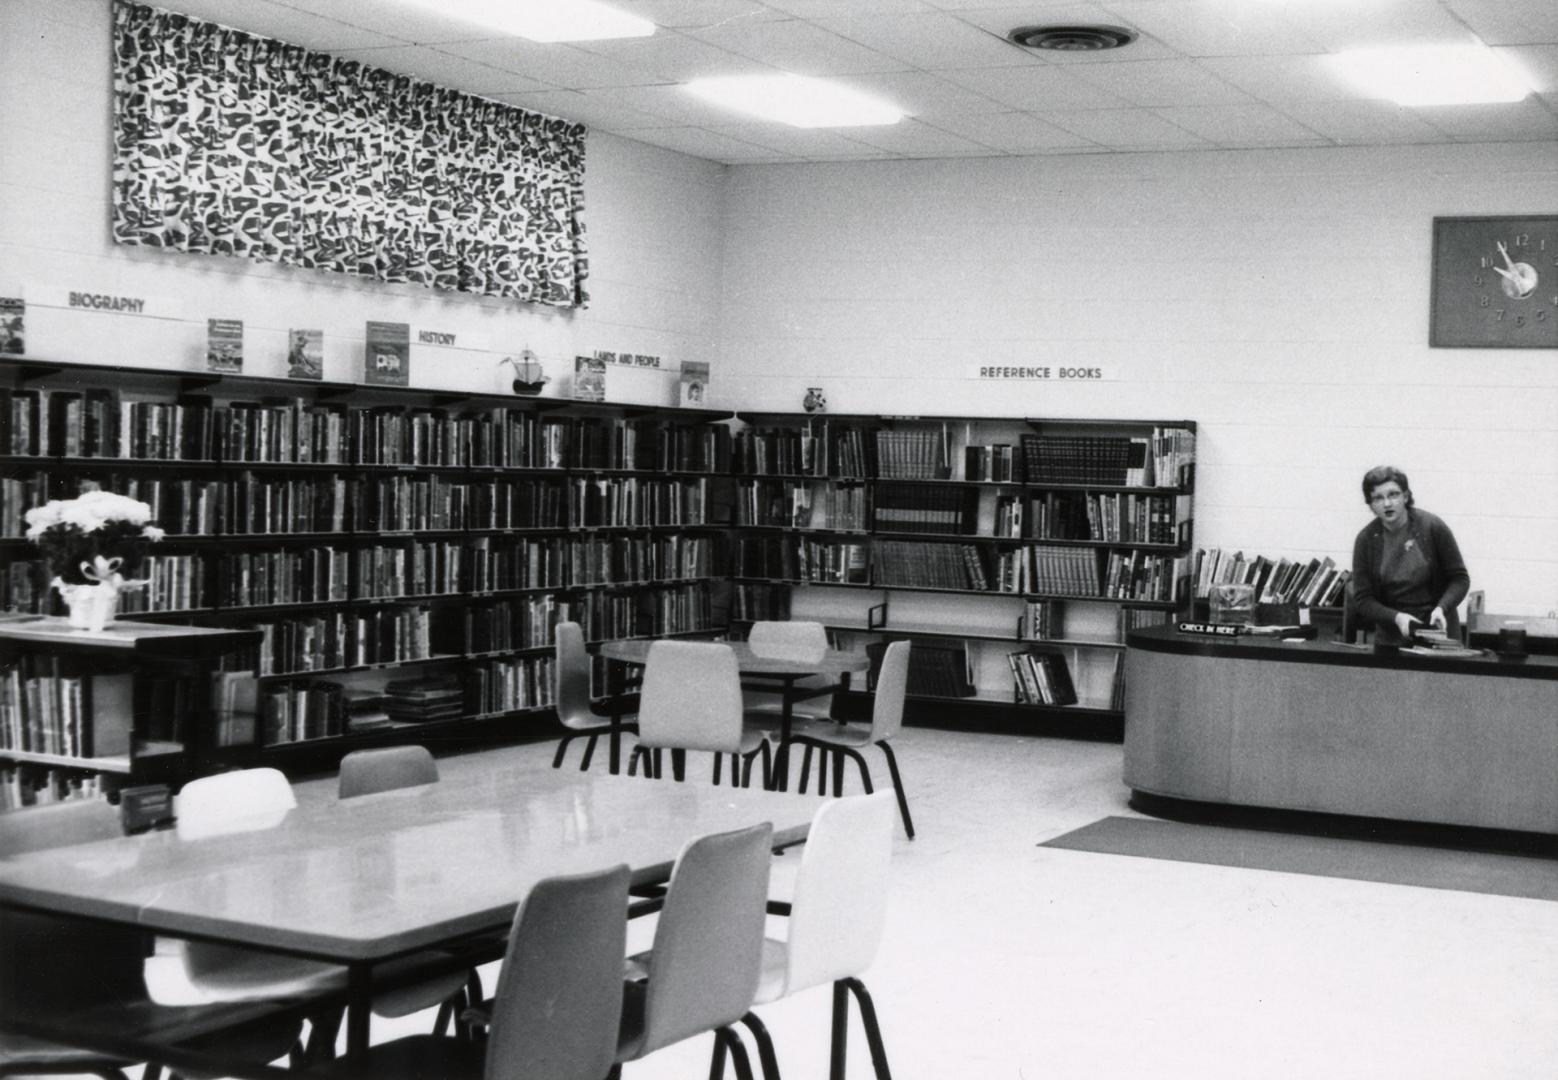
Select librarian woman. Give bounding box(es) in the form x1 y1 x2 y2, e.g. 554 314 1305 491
1349 465 1470 645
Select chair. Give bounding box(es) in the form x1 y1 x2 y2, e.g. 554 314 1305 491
740 792 898 1080
144 769 347 1007
552 621 638 772
785 640 915 839
612 822 774 1080
742 620 837 727
0 799 141 1080
336 747 484 1040
307 864 631 1080
628 640 771 789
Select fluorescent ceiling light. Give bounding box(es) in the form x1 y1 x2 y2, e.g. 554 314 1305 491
399 0 654 42
684 74 903 128
1328 44 1530 106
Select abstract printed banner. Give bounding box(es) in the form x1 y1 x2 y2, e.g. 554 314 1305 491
111 0 589 308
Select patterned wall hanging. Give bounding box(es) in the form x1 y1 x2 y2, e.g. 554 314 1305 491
112 0 589 308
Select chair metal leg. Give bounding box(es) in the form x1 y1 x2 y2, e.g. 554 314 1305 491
830 980 849 1080
832 746 846 796
843 977 894 1080
713 751 726 786
843 746 874 794
579 733 598 771
876 741 915 840
671 748 686 782
720 1027 757 1080
797 743 815 794
709 1026 729 1080
740 1011 783 1080
552 733 574 769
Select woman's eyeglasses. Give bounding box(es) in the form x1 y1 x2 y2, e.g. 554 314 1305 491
1370 491 1406 505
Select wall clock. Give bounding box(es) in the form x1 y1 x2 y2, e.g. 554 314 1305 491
1430 215 1558 348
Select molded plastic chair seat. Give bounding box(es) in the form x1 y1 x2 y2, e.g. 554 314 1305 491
741 793 899 1080
742 620 836 727
609 822 773 1079
782 640 915 839
554 621 639 772
629 640 772 788
311 864 632 1080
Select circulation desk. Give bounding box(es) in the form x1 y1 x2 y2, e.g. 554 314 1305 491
1123 625 1558 835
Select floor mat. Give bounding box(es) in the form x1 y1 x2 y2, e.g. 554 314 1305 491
1041 816 1558 901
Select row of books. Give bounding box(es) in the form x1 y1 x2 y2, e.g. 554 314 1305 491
464 657 556 717
870 640 973 698
875 429 949 480
355 541 464 599
731 538 870 584
997 544 1102 596
1020 428 1194 488
733 425 870 479
259 679 347 745
568 477 712 528
733 479 868 531
871 483 976 535
1192 549 1351 608
2 389 736 471
1029 491 1190 545
1102 552 1184 603
731 583 791 622
0 766 107 811
873 541 989 591
463 534 716 592
113 554 210 614
963 443 1017 482
1007 649 1078 706
1023 600 1173 642
233 606 435 677
0 662 133 759
105 473 350 535
436 595 574 656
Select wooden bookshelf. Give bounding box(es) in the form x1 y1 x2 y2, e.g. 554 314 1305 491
729 413 1196 737
1 357 735 776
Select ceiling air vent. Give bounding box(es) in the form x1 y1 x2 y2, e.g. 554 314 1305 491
1007 25 1138 52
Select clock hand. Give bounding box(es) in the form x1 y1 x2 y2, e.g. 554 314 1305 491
1497 240 1518 272
1492 264 1519 282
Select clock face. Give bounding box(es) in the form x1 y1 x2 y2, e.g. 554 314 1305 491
1430 215 1558 349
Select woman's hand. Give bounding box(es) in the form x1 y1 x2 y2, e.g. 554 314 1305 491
1428 607 1448 632
1394 611 1420 638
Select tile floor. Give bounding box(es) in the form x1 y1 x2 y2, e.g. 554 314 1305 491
294 726 1558 1078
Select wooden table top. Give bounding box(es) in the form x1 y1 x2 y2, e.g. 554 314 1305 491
598 639 871 677
0 771 818 962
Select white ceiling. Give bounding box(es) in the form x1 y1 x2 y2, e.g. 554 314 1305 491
155 0 1558 163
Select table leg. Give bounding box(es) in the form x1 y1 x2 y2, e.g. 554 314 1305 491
345 962 372 1064
610 720 622 775
774 677 797 792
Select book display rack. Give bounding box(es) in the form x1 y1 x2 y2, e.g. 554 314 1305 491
730 414 1196 738
1 358 735 779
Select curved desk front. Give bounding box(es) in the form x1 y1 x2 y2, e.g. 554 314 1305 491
1123 625 1558 834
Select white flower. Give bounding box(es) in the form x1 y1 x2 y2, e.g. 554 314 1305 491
141 525 166 542
22 492 157 540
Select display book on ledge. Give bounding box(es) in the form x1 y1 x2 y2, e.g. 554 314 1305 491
1 355 738 777
727 412 1197 738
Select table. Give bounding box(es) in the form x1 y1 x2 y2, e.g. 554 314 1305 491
0 770 819 1075
597 639 871 790
1124 624 1558 833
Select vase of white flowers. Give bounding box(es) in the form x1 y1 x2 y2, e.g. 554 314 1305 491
23 491 165 631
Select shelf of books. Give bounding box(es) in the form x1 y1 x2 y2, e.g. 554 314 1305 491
0 617 260 810
729 413 1196 739
2 357 736 777
1190 547 1350 618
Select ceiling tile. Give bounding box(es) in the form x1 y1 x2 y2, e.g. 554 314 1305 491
708 122 900 157
1447 0 1558 46
941 64 1129 110
1411 98 1558 140
271 0 486 45
1037 107 1213 149
837 117 1006 155
814 12 1028 70
573 30 769 82
1067 58 1258 107
1198 55 1369 105
489 89 670 130
686 17 913 75
624 0 787 30
1151 103 1331 146
1277 0 1475 51
765 0 935 15
950 110 1100 151
1103 0 1330 58
328 44 557 93
159 0 406 49
603 83 766 125
437 38 662 89
624 125 790 162
1280 101 1456 145
834 69 1014 119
